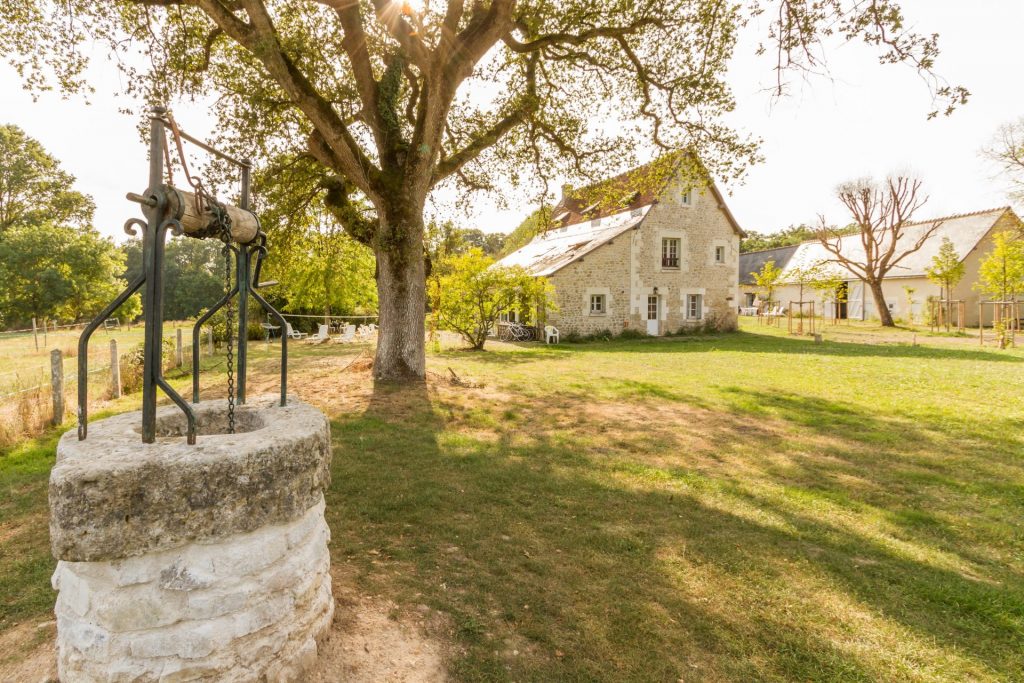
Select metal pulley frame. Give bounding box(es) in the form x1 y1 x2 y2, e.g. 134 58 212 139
76 106 288 445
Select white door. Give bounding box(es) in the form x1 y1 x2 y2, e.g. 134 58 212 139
646 295 660 335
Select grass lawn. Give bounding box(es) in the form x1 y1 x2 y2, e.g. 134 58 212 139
2 322 1023 681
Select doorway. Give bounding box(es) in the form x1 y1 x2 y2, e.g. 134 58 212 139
646 295 660 336
836 282 849 319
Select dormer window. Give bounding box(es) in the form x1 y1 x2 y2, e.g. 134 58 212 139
630 208 643 218
590 217 602 227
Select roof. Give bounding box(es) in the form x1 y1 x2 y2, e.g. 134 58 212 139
768 207 1015 284
739 245 799 285
552 153 745 236
496 205 651 277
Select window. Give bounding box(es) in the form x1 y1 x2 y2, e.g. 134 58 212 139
680 189 692 206
686 294 703 320
714 245 726 264
647 296 659 321
662 238 680 268
590 217 602 227
590 294 606 315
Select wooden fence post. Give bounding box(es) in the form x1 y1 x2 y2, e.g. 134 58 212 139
42 319 48 347
51 349 64 425
32 317 39 351
176 328 184 367
110 339 122 399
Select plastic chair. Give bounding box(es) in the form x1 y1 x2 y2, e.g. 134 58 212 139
545 325 560 344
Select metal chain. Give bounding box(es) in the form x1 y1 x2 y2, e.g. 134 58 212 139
223 245 235 434
214 203 236 435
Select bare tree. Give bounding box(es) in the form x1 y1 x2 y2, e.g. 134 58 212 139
817 177 940 327
983 118 1024 207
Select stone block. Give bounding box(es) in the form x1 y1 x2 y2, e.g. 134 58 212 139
50 396 331 562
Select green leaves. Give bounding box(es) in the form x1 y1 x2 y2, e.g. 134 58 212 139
429 248 553 350
0 125 94 235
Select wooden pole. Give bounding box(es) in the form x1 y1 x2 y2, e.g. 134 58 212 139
51 349 64 426
176 327 184 367
110 339 122 399
32 317 39 351
42 319 48 347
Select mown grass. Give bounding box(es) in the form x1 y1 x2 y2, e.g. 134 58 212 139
2 323 1023 681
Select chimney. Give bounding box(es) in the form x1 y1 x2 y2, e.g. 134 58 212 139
560 183 572 201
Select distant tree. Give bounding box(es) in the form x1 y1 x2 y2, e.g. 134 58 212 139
925 236 965 331
817 176 939 327
124 238 226 321
975 231 1024 302
430 249 552 350
741 225 816 253
461 228 507 256
751 260 783 306
0 223 134 325
272 224 377 322
0 125 94 235
983 117 1024 205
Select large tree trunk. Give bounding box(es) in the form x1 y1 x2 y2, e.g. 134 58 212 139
868 279 895 327
373 204 426 382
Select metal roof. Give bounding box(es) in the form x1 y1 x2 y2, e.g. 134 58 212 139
739 245 799 285
496 205 652 277
774 208 1014 282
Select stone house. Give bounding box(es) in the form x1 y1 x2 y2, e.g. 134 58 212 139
739 207 1023 326
496 158 744 336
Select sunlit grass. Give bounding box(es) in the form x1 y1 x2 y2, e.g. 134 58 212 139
1 324 1022 681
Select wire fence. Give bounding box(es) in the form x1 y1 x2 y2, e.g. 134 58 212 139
0 325 208 448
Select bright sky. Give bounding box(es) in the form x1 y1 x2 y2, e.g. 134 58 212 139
1 0 1021 242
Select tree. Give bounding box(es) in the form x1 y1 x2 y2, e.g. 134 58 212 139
751 260 783 307
975 231 1024 302
925 236 965 331
0 223 135 326
983 117 1024 205
0 125 95 235
3 1 967 380
817 176 940 327
430 249 551 350
124 238 228 320
271 223 378 321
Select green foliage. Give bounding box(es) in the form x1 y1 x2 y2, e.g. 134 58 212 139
0 223 130 326
741 225 816 253
752 260 784 304
975 231 1024 301
430 249 553 350
926 237 966 300
124 237 228 321
0 125 94 235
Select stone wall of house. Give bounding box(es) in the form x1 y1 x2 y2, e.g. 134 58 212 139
547 235 633 335
627 176 740 334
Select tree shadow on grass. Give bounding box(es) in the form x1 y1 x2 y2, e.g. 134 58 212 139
326 381 1024 681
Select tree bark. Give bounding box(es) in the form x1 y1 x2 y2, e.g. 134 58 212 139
373 204 427 382
867 279 895 326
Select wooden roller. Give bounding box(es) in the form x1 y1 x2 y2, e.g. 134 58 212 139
165 185 259 244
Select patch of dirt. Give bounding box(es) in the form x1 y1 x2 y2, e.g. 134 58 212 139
0 619 57 682
0 568 447 683
310 570 449 682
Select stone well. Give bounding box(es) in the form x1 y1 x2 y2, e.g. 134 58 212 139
49 396 333 682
